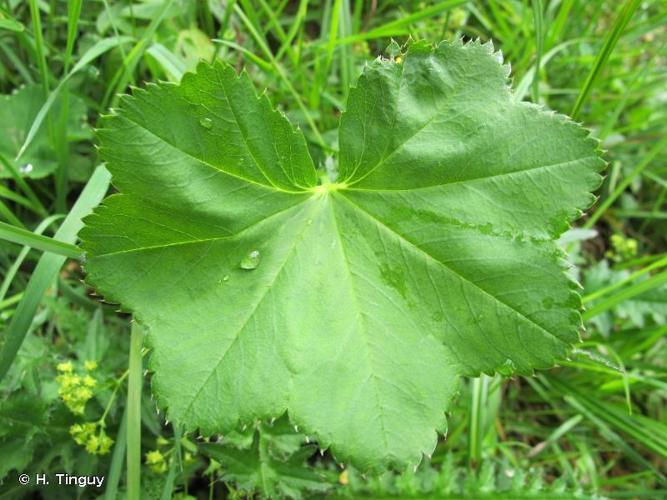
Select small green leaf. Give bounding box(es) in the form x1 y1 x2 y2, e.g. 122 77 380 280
199 419 335 498
81 40 604 470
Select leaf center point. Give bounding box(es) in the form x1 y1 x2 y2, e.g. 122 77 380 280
311 182 347 195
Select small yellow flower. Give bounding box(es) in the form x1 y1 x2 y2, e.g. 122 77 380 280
86 435 100 453
56 373 77 388
146 450 168 473
71 403 85 415
75 387 93 401
84 360 98 371
57 362 99 415
98 432 114 455
57 361 73 373
146 450 164 464
339 469 349 485
70 422 114 455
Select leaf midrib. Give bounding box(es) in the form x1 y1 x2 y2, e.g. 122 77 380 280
327 195 391 452
178 197 322 421
90 196 309 258
344 156 600 192
116 112 307 195
343 56 470 187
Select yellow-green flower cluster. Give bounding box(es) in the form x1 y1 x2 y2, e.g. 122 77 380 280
56 360 97 415
146 449 168 473
607 234 638 262
69 422 113 455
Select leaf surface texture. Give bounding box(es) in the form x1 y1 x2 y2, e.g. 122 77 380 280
81 40 604 469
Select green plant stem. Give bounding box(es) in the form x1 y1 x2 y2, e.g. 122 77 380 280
127 321 144 500
468 375 487 469
100 369 130 423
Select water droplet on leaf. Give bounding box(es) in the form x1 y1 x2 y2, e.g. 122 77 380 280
240 250 261 270
199 117 213 129
20 163 33 174
223 275 230 282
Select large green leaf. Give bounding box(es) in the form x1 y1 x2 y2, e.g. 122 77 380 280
80 40 604 469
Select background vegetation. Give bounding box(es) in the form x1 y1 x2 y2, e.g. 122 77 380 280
0 0 665 498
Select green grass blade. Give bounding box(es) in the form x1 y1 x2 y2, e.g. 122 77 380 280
104 405 128 500
571 0 641 119
330 0 468 46
0 165 111 382
531 0 544 102
613 209 667 220
543 376 667 480
160 425 182 500
585 135 667 228
583 270 667 321
0 152 48 218
583 255 667 304
64 0 83 73
275 0 308 62
27 0 49 98
233 4 328 150
103 0 175 110
127 320 144 500
212 39 273 71
0 199 23 227
0 220 81 258
15 36 134 162
146 43 186 81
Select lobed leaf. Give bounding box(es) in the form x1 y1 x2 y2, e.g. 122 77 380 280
80 40 604 470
